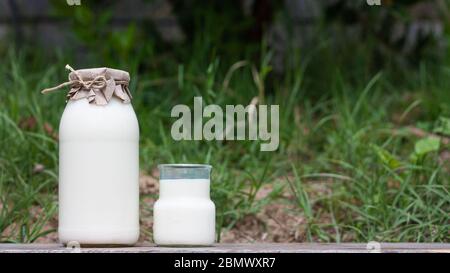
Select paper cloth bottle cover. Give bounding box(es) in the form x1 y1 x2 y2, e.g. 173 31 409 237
41 65 132 105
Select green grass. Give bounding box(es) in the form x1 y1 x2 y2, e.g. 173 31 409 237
0 43 449 243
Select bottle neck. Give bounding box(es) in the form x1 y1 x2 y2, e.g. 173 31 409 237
159 179 210 199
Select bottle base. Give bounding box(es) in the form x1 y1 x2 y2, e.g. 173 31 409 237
156 243 215 247
154 238 215 247
59 227 139 246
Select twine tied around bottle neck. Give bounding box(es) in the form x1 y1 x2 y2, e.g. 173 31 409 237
41 65 132 105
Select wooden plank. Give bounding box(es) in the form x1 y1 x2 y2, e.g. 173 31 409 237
0 243 449 253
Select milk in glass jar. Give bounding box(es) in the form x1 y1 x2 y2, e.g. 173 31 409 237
42 65 139 245
153 164 215 246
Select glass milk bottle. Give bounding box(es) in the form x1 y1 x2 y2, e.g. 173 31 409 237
42 65 140 245
153 164 215 246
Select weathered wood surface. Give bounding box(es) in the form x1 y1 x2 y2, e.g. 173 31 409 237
0 243 449 253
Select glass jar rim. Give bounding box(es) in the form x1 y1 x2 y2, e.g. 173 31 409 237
158 164 212 170
158 164 212 180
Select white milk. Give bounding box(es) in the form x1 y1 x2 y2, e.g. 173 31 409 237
153 179 215 245
58 97 139 245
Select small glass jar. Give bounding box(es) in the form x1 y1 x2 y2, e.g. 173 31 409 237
153 164 215 246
